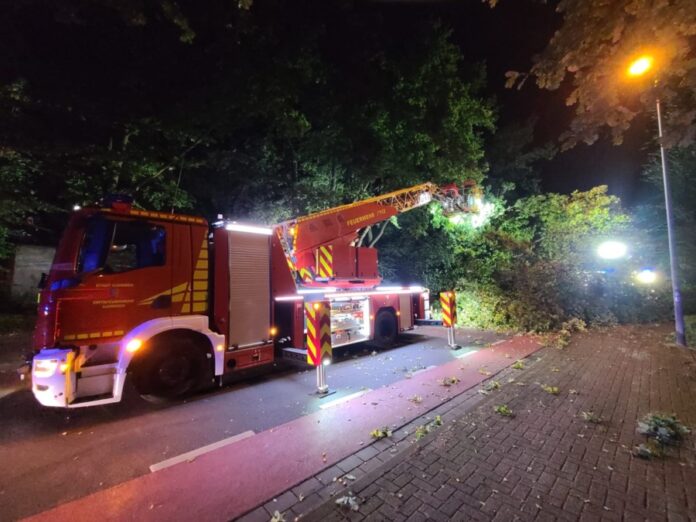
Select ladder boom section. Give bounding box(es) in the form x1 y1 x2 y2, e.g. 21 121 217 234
274 180 478 287
279 183 438 255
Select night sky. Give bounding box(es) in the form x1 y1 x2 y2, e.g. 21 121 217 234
371 0 653 204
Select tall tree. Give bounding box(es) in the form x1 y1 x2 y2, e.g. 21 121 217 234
507 0 696 149
0 0 495 253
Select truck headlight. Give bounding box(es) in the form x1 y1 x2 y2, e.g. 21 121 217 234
34 359 59 378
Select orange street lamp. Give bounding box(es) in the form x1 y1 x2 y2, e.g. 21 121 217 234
627 55 654 77
626 54 687 346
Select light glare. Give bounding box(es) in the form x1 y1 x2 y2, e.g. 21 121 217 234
126 339 143 353
597 241 627 260
627 55 653 77
635 269 657 284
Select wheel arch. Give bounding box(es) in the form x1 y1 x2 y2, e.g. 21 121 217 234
118 316 225 376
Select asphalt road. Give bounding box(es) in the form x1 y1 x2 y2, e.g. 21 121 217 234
0 327 506 521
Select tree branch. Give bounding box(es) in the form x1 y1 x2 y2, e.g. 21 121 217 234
369 220 390 247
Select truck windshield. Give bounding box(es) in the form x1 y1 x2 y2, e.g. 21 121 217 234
77 216 166 274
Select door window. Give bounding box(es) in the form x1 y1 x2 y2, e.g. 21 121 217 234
78 217 166 274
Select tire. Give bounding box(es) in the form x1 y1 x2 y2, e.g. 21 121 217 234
373 309 397 348
134 338 207 401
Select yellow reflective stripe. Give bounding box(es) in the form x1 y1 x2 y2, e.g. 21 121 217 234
319 256 332 275
193 270 207 280
306 319 316 338
321 246 333 263
320 323 331 337
192 302 207 312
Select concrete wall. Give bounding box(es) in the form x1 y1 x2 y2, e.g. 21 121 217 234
11 245 55 303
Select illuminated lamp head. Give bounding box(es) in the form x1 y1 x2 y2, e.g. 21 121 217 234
597 240 627 260
126 338 142 353
635 268 657 284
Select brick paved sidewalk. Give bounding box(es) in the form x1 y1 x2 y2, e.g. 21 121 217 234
243 325 696 521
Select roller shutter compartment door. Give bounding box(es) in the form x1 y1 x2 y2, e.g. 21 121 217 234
399 294 413 330
228 231 271 346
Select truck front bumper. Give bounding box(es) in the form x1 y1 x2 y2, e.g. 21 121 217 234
32 348 126 408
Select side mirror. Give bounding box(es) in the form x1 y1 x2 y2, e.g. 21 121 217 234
38 272 47 290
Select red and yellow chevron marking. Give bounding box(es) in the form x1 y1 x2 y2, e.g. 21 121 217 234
440 291 457 328
299 266 315 282
317 245 333 279
305 301 332 366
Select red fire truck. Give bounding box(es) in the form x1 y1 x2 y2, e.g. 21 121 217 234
30 182 477 407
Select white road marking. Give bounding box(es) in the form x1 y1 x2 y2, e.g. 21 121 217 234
319 389 372 410
149 430 255 472
455 350 477 359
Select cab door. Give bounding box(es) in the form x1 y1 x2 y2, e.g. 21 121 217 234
55 216 173 345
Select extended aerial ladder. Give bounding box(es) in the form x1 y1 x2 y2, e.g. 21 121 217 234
275 181 480 287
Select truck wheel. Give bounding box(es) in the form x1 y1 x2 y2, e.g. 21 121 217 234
135 339 205 401
373 309 397 348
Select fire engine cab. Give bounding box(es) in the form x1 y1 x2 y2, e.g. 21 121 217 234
31 183 478 407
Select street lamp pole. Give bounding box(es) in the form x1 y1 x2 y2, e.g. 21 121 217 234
655 97 687 346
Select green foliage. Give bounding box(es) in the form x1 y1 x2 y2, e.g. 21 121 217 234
637 413 690 446
494 404 513 416
511 0 696 148
0 1 494 246
635 413 690 458
485 119 556 202
541 384 560 395
686 316 696 346
580 411 602 424
0 314 35 334
414 185 672 332
370 427 393 440
635 145 696 314
414 415 444 441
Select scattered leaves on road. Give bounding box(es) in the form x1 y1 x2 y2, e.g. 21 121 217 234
633 413 690 459
494 405 513 417
512 360 525 370
478 368 492 376
335 493 360 512
439 376 460 386
580 411 602 424
370 427 393 439
633 440 665 460
541 384 560 395
415 415 444 441
270 510 285 522
637 413 690 446
484 380 501 391
408 395 423 404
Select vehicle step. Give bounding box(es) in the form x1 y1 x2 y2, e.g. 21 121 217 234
281 347 310 365
415 319 443 326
